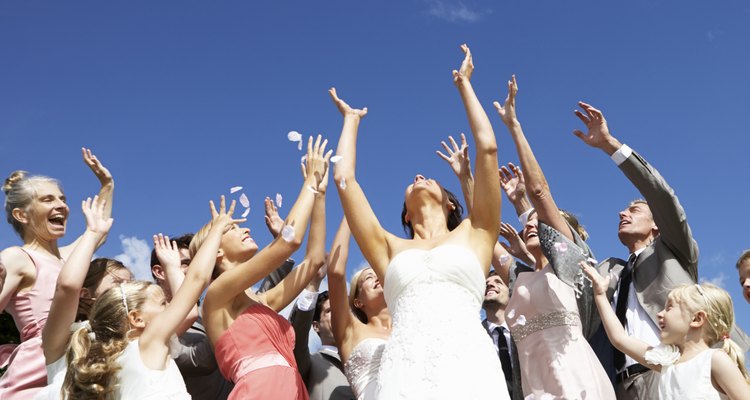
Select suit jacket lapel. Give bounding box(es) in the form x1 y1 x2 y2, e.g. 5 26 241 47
320 349 345 372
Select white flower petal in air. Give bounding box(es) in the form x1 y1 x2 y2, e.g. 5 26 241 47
275 193 283 208
644 344 680 367
514 315 526 326
287 131 302 142
298 141 303 151
330 155 343 163
230 186 243 194
300 155 307 164
239 193 250 208
553 242 568 253
339 177 347 190
586 257 598 265
499 254 510 264
281 225 295 243
506 309 515 319
241 208 250 218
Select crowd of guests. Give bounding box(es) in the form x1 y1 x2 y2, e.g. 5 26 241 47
1 44 749 400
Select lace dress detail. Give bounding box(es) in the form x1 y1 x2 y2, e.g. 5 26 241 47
344 338 386 400
375 244 509 400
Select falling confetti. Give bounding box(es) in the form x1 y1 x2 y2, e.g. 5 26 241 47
275 193 283 208
339 177 347 190
499 254 510 264
330 155 343 163
239 193 250 208
230 186 243 194
281 225 295 243
300 155 307 164
287 131 303 151
506 309 515 319
514 315 526 327
553 242 568 253
241 208 250 218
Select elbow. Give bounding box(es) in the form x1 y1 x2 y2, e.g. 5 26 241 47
527 183 550 202
333 170 354 187
476 142 498 158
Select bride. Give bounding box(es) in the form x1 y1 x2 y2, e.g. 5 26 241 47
330 44 508 399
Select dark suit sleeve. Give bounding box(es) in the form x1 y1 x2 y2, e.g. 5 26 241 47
618 150 699 279
289 303 313 380
257 259 295 293
173 328 219 377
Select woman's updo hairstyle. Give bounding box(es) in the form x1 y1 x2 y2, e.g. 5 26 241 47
3 170 61 237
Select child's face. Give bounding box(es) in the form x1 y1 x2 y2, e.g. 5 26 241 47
656 297 693 345
738 259 750 304
139 286 167 326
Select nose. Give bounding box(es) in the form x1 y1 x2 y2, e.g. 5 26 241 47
414 174 425 183
619 210 628 219
743 278 750 288
657 310 664 318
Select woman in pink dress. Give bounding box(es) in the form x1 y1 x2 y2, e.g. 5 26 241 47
190 136 331 399
0 149 114 399
495 77 615 399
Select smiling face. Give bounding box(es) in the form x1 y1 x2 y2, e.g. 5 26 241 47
483 273 509 308
219 224 259 263
18 181 69 241
522 211 540 253
617 201 658 248
349 267 385 321
738 259 750 304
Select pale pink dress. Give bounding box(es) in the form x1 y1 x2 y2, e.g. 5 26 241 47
0 248 63 399
506 264 615 399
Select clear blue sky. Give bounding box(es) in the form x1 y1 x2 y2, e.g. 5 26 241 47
2 1 749 332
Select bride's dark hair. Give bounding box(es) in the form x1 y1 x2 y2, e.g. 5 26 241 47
400 187 464 239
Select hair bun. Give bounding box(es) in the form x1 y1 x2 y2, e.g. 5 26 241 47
3 171 28 194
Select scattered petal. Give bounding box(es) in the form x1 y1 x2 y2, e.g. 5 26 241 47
514 315 526 326
287 130 302 142
300 155 307 164
499 254 511 264
306 185 320 194
330 155 343 163
275 193 283 208
241 208 250 218
506 309 515 319
230 186 243 194
553 242 568 253
239 193 250 208
339 177 347 190
298 141 303 151
281 225 295 243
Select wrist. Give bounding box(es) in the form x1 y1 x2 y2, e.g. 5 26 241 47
504 118 521 128
600 137 622 156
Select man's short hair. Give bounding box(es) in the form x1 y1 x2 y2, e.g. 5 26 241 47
313 291 330 323
150 233 194 280
736 250 750 269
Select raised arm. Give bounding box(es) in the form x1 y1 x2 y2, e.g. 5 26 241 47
499 163 532 218
262 139 331 312
494 76 573 241
573 102 698 273
61 148 114 257
581 263 659 372
330 88 391 277
453 45 501 244
43 196 113 363
141 197 243 356
327 218 360 358
205 136 323 309
153 234 199 336
289 263 326 380
436 133 474 211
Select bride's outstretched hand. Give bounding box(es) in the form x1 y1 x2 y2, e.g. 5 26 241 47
452 43 474 87
436 133 471 178
329 88 368 119
493 75 519 126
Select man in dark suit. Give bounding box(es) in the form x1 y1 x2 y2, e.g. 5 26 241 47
481 270 518 400
289 266 355 400
572 101 750 400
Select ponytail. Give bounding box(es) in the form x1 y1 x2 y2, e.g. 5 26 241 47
720 336 750 383
62 324 127 399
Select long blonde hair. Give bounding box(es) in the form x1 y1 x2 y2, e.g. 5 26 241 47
668 283 749 382
63 281 157 399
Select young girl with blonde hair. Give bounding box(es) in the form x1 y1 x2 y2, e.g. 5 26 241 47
62 197 242 399
583 264 750 399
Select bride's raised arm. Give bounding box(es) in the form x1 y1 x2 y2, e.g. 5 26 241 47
330 88 391 278
453 44 502 260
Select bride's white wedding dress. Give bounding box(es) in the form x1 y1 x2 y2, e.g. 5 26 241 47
375 244 509 400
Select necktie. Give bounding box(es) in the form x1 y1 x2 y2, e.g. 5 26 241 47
614 253 637 369
494 326 513 382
